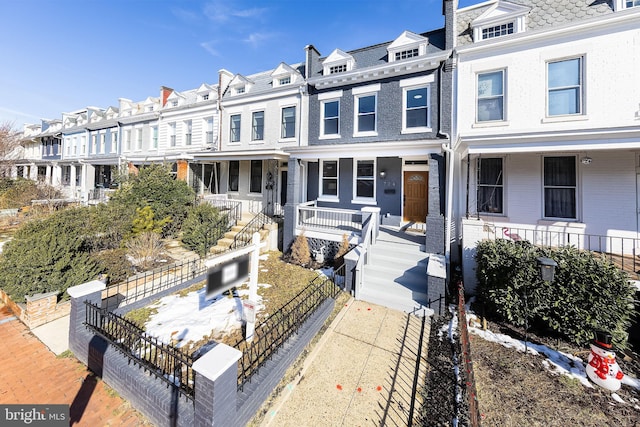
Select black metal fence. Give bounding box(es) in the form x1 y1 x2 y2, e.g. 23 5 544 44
481 224 640 279
84 301 196 401
235 265 344 391
102 257 207 312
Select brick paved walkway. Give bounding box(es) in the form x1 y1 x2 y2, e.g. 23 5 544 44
0 303 152 426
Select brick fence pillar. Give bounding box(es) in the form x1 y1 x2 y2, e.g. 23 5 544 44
193 343 242 427
67 280 106 366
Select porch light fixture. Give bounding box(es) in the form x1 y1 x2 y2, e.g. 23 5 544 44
581 156 592 165
379 170 387 179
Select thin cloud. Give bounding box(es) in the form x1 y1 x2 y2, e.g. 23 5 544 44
243 32 274 48
200 41 221 57
171 7 200 24
0 107 40 121
203 0 268 23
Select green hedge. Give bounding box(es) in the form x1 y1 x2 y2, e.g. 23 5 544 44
475 239 636 348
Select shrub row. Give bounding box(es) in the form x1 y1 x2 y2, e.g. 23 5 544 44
475 239 636 348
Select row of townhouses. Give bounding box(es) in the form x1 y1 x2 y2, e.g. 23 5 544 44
11 0 640 302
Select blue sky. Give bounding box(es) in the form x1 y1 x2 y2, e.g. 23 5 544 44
0 0 480 129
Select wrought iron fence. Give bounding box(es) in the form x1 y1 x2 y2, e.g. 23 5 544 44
102 256 207 312
84 301 196 401
235 266 343 391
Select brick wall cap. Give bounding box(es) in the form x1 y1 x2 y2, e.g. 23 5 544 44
193 343 242 380
25 290 60 302
67 280 106 299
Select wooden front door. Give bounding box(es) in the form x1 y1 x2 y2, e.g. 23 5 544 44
403 171 429 222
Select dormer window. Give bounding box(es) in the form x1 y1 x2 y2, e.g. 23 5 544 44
279 76 291 85
614 0 640 9
202 94 209 101
388 31 428 63
236 86 245 95
330 64 347 74
395 48 419 61
471 1 529 42
627 0 640 7
482 22 514 39
171 100 178 107
323 49 355 75
271 63 299 87
146 105 154 112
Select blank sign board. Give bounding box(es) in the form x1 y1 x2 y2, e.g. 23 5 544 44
206 255 250 300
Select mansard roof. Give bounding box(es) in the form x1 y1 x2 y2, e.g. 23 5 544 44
455 0 614 46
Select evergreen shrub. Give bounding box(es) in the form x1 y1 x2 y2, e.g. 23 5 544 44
475 239 636 348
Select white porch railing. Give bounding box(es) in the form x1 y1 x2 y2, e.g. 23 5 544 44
296 201 363 234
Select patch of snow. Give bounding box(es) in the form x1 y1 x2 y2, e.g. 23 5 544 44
467 310 640 394
612 393 625 403
145 285 262 349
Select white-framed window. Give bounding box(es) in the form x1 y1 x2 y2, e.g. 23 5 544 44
477 158 504 214
230 114 241 143
235 86 245 95
543 156 577 219
146 105 154 112
249 160 262 193
395 48 419 61
171 100 178 107
329 64 347 74
319 159 339 201
355 95 377 135
202 94 209 101
81 136 86 155
169 123 176 147
184 120 192 145
477 70 505 122
205 117 214 144
151 126 158 149
321 100 340 137
66 140 71 156
73 136 78 155
281 106 296 139
401 79 431 133
136 128 143 150
252 111 264 141
125 129 132 151
100 133 106 153
614 0 640 10
92 135 98 154
279 76 291 85
482 23 514 40
111 132 117 153
61 165 71 186
352 159 376 203
75 165 82 186
547 57 583 117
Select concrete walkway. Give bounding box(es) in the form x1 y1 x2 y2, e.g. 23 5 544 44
261 299 431 426
0 303 150 426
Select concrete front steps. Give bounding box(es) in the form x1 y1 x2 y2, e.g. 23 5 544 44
358 230 431 315
210 212 270 254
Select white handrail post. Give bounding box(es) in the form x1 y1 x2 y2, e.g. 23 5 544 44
245 232 261 343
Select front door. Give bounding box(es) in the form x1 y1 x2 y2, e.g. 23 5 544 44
403 171 429 222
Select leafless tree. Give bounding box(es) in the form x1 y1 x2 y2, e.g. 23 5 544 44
0 121 21 179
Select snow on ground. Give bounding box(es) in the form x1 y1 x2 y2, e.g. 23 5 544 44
465 311 640 400
144 282 269 349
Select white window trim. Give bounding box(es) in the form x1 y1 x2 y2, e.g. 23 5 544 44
546 55 585 118
352 84 381 137
541 155 579 221
229 114 242 145
476 68 507 124
251 110 265 144
401 83 431 134
279 105 297 142
320 98 341 139
318 159 340 202
476 156 506 216
351 158 377 205
613 0 640 11
135 127 143 151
